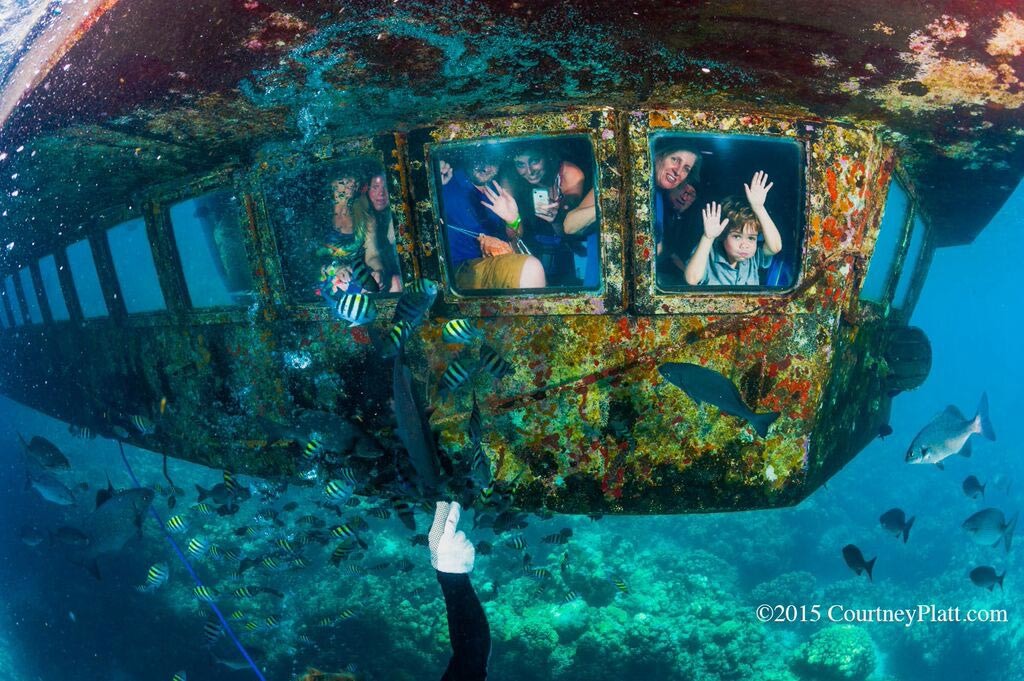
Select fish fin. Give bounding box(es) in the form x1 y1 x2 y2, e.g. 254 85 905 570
960 440 972 458
975 392 996 441
751 411 781 438
941 404 966 421
196 484 209 502
1005 512 1018 553
934 461 944 471
865 557 876 582
903 516 915 544
87 559 102 581
998 572 1006 590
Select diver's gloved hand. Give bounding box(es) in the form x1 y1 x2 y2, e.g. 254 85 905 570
429 501 475 574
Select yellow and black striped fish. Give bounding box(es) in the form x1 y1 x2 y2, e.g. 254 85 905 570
193 503 215 515
335 293 378 327
193 585 217 602
264 615 280 628
542 528 573 545
562 590 579 604
480 344 513 379
276 538 295 553
442 318 483 344
244 620 262 632
171 671 187 681
323 479 353 501
261 556 279 570
233 586 254 598
330 541 357 565
505 536 527 550
186 537 209 558
142 562 169 591
229 610 246 620
290 557 308 568
165 515 188 533
613 577 629 594
350 260 382 293
223 470 238 493
440 359 472 395
304 438 325 459
330 523 357 539
130 414 155 435
368 507 391 520
381 320 413 358
528 567 551 580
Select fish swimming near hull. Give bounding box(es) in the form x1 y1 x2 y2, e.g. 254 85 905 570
906 394 995 468
18 434 71 469
74 486 155 578
658 362 780 438
392 356 440 494
26 465 76 506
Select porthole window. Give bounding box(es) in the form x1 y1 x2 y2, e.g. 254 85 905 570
860 179 910 304
18 267 42 324
4 275 23 325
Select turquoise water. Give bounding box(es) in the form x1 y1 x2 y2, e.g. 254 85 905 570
0 183 1021 679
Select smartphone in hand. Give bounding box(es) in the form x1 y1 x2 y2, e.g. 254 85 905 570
532 188 549 214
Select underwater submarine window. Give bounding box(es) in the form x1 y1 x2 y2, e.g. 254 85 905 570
860 179 910 304
105 218 167 314
649 133 803 291
65 239 108 319
3 275 22 325
265 157 405 304
17 267 42 324
38 255 70 322
431 135 601 294
893 213 926 311
169 190 255 308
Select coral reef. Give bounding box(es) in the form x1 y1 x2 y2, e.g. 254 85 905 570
792 625 877 681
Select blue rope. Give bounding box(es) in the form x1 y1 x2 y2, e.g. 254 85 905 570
117 442 268 681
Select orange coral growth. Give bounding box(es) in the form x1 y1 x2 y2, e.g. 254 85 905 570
296 669 357 681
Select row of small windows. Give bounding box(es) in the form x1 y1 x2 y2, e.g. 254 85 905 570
0 131 922 329
0 189 254 327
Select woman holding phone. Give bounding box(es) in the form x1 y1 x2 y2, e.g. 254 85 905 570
502 144 597 285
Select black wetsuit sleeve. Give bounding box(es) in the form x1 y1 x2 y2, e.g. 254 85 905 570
437 571 490 681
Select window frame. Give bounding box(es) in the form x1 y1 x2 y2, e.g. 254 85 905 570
890 211 933 321
858 171 914 308
37 254 71 323
151 168 267 322
252 137 417 315
17 264 44 324
406 109 624 317
627 111 815 316
3 274 25 326
104 215 169 316
65 234 114 322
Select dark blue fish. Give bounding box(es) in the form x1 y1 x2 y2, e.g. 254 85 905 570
969 566 1005 591
962 475 986 499
879 508 915 543
842 544 876 581
658 362 780 438
392 358 440 493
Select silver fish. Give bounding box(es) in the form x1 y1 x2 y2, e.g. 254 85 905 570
906 394 995 468
26 467 76 506
962 508 1018 553
658 362 780 438
77 487 155 578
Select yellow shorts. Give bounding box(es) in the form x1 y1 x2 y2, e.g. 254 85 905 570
455 254 531 290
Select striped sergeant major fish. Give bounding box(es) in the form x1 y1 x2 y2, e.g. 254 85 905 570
442 318 484 344
130 414 156 435
480 344 513 380
439 359 472 396
334 293 377 327
137 562 169 592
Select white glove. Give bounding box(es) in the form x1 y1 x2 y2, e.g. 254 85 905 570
428 501 475 574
